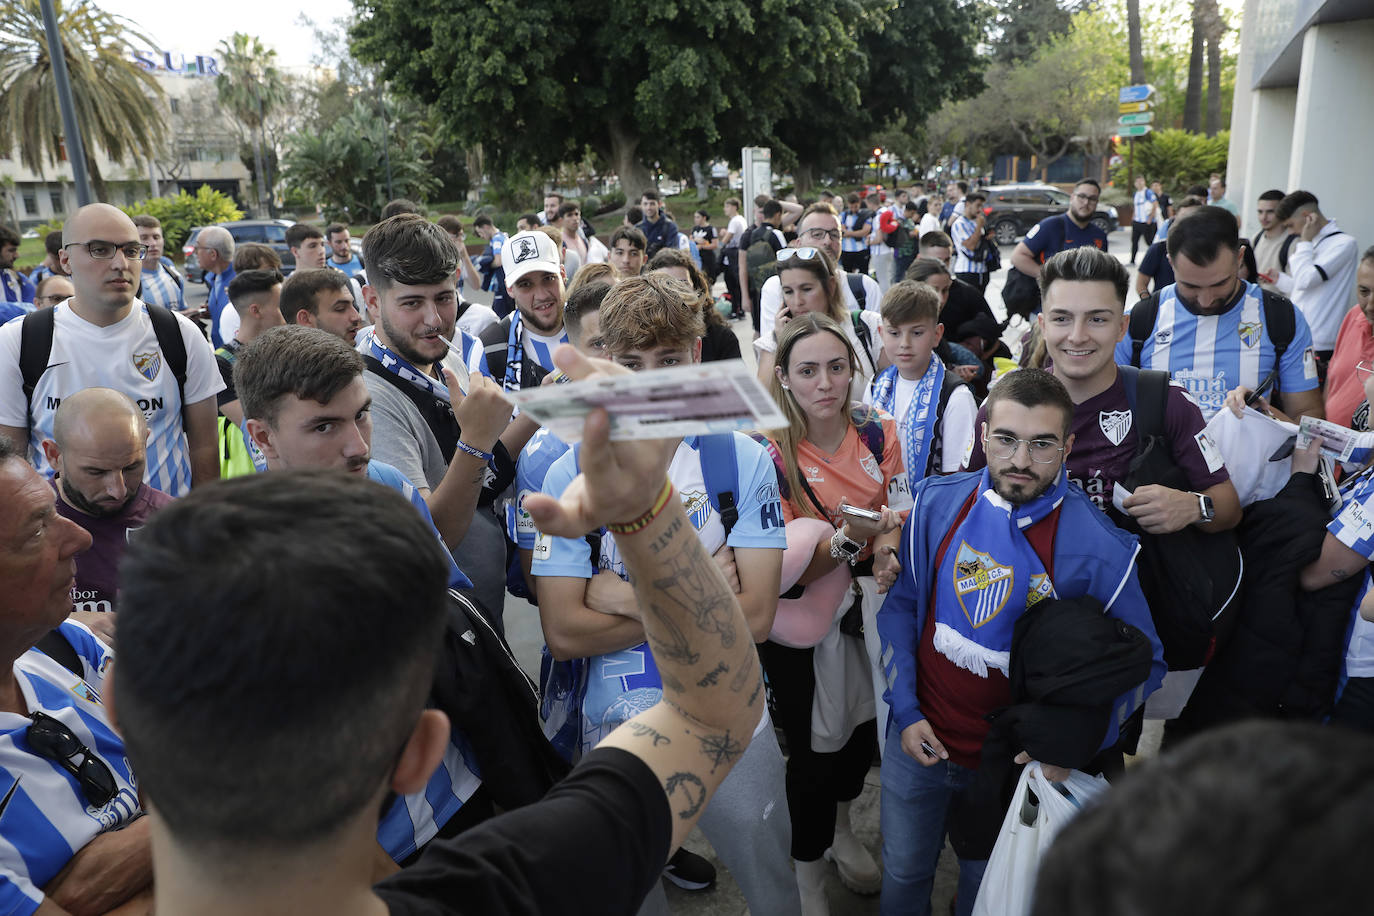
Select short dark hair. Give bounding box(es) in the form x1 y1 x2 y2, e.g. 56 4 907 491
0 224 19 247
1032 721 1374 916
762 200 783 219
361 214 457 293
906 257 951 283
640 189 661 202
1276 190 1320 222
280 268 349 324
543 192 564 205
695 209 710 220
227 268 284 311
564 280 612 341
472 215 493 230
434 215 463 236
609 225 646 251
325 222 349 241
725 197 741 209
1039 246 1129 308
966 191 987 204
1167 205 1241 265
1074 178 1102 193
625 206 644 225
881 281 941 327
845 192 861 205
1186 184 1208 198
285 223 323 250
919 231 953 251
1258 189 1285 203
984 368 1074 437
233 243 282 273
233 325 365 425
131 214 161 231
557 202 581 219
955 181 969 194
44 230 63 257
903 202 919 214
518 213 540 228
381 199 421 220
114 471 449 853
799 202 838 225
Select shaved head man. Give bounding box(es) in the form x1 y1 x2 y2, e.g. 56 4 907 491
41 388 172 615
0 204 225 499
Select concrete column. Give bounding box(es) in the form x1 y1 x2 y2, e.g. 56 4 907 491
1289 18 1374 251
1225 0 1260 226
1240 87 1297 238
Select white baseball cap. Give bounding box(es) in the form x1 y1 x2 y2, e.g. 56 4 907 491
502 230 562 286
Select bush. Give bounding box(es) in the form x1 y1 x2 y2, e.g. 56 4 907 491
30 217 65 239
1109 129 1229 199
122 187 243 255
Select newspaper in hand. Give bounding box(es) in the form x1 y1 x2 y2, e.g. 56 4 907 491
502 358 788 442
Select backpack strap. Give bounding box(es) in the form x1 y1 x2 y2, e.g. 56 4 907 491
846 273 867 311
19 307 57 433
1257 289 1297 400
1278 233 1297 272
1127 293 1161 368
146 305 189 431
34 628 83 677
850 403 886 465
849 311 878 381
698 433 740 540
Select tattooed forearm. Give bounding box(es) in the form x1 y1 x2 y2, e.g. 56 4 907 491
627 722 671 746
659 668 685 693
648 613 701 667
648 514 685 555
666 771 707 819
729 654 752 693
696 729 744 773
746 673 763 708
651 552 738 649
696 661 729 687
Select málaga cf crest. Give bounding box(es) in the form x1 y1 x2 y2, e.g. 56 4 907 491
952 543 1014 628
132 351 161 381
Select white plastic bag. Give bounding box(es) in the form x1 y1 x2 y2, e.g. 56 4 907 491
970 763 1109 916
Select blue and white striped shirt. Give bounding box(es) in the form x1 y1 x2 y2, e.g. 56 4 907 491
0 623 140 916
951 215 986 275
1116 282 1319 420
841 210 870 254
139 266 185 312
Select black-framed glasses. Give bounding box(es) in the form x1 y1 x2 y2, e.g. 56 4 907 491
799 227 842 242
26 711 119 807
777 247 822 263
64 240 148 261
986 433 1065 464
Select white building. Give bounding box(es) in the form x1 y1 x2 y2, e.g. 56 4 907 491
1227 0 1374 250
0 69 249 230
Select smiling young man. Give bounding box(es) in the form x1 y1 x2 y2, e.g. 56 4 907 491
0 204 223 498
877 368 1164 916
532 273 799 915
1011 178 1109 283
1117 205 1323 422
281 268 364 344
360 215 521 620
480 228 571 394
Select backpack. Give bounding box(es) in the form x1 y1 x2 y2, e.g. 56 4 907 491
1128 287 1295 406
1116 366 1243 670
20 303 188 433
744 226 785 302
848 310 880 380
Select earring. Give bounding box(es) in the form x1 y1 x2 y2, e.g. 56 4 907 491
781 382 790 390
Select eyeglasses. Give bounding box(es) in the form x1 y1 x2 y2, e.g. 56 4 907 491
26 711 119 807
34 294 69 307
986 433 1065 464
777 247 822 263
1072 193 1100 204
799 227 842 242
64 240 148 261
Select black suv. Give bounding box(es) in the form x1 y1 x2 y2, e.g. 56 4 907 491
181 219 296 283
980 184 1119 245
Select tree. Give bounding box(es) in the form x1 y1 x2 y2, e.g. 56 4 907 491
988 0 1093 63
0 0 166 201
215 33 289 216
282 96 438 222
1127 0 1145 85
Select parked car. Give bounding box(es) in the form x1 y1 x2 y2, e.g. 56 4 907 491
182 219 296 283
980 184 1119 245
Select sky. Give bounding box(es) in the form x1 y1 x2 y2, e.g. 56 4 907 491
93 0 326 72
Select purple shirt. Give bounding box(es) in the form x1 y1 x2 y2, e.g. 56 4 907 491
54 481 173 612
965 371 1229 511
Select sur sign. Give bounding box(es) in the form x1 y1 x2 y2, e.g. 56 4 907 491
132 50 221 76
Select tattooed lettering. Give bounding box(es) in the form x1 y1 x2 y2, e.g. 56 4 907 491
648 515 685 555
747 673 763 708
666 771 707 820
627 722 671 746
729 654 752 693
697 729 745 773
696 661 729 688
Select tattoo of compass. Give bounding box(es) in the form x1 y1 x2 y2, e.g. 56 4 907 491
696 729 744 773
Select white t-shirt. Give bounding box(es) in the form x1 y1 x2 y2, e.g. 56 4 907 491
757 270 882 348
456 301 500 338
864 370 978 474
724 214 749 248
0 300 223 496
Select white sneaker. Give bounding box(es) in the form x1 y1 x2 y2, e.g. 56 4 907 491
824 830 882 895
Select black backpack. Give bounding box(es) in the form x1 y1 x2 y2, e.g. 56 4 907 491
1114 366 1243 670
1128 288 1296 406
743 225 785 302
19 304 189 432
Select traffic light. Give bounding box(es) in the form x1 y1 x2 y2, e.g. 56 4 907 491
872 147 882 158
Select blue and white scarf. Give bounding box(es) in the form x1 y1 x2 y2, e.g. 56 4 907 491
870 360 943 489
933 468 1066 677
502 312 568 392
364 329 452 401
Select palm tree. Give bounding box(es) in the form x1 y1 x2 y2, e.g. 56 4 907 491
0 0 167 202
215 33 288 217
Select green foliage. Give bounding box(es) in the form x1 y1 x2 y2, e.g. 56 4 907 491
281 96 439 223
121 187 243 253
31 217 65 239
1110 129 1229 195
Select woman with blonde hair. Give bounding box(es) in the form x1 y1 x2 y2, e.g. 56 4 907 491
757 247 885 396
759 313 909 914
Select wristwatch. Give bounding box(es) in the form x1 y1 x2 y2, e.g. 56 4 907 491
1194 492 1215 523
830 527 865 564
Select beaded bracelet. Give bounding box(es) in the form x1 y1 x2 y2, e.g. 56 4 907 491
453 440 493 462
607 479 676 535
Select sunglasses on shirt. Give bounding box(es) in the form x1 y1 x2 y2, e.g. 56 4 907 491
26 711 119 807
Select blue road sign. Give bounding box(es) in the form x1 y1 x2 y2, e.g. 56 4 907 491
1119 84 1156 103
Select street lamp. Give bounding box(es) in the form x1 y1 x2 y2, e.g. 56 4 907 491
40 0 94 205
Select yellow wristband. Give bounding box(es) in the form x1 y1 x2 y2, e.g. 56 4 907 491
607 479 675 535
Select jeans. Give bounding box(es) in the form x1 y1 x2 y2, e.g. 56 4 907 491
879 722 988 916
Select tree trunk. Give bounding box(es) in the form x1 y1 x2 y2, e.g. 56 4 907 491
691 161 708 201
252 129 269 217
606 120 653 206
1183 3 1204 132
793 162 815 196
1204 1 1225 136
87 155 108 204
1127 0 1145 85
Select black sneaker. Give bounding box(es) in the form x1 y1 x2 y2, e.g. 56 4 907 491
663 847 716 891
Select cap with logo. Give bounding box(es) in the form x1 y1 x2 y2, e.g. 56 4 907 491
502 230 562 287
